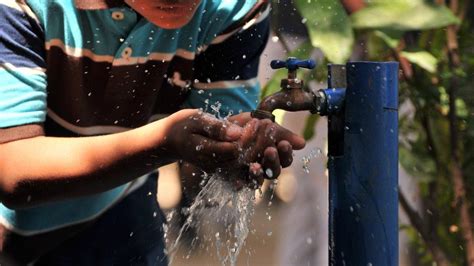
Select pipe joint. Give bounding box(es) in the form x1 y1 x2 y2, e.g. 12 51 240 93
312 88 346 116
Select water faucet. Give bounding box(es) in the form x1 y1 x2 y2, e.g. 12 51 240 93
253 59 400 265
251 57 346 121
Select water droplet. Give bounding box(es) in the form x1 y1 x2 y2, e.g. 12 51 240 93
271 36 279 42
265 169 273 178
306 237 313 244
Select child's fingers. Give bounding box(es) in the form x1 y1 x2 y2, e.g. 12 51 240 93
277 140 293 168
261 147 281 180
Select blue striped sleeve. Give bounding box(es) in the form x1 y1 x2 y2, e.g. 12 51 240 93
184 13 270 117
0 1 47 134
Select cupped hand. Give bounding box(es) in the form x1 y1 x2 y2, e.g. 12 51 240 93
163 110 305 189
163 109 243 170
229 112 306 186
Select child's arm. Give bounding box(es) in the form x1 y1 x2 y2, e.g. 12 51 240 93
0 109 242 209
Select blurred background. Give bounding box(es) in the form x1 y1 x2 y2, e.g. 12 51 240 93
157 0 474 265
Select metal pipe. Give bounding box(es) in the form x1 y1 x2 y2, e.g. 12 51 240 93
327 64 347 266
328 62 399 266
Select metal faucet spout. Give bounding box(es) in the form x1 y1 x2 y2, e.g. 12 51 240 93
258 89 318 113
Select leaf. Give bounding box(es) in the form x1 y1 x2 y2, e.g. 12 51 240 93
260 41 314 99
351 2 460 31
374 30 404 49
303 114 319 140
295 0 354 63
401 50 438 73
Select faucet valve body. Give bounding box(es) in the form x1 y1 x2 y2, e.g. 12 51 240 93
271 57 315 91
251 57 316 121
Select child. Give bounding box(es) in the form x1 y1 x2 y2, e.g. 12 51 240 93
0 0 304 264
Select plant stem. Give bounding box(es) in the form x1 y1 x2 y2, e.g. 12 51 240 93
445 0 474 264
420 113 442 238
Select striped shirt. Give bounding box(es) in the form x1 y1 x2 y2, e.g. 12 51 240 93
0 0 269 235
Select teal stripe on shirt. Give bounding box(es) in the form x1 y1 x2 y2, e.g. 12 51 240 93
26 0 257 57
0 184 128 233
0 69 46 127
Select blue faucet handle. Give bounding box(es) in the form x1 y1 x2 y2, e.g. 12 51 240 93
270 57 316 71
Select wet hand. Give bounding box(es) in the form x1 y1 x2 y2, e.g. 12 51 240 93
163 109 242 171
229 113 306 186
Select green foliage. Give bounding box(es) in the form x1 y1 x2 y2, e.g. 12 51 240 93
351 0 460 31
294 0 354 63
400 50 438 73
267 0 473 264
400 224 434 265
303 114 319 140
373 30 403 49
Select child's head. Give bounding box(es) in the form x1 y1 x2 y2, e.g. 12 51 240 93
125 0 202 29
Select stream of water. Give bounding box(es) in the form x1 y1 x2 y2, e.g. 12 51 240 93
166 173 256 266
164 146 325 265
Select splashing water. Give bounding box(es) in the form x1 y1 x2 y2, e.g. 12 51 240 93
301 147 324 173
167 173 255 266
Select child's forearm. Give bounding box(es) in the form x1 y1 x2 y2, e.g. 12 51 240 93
0 119 172 209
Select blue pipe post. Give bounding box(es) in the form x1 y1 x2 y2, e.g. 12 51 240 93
328 62 399 265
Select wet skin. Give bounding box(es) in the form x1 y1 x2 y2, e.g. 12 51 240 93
166 110 305 183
